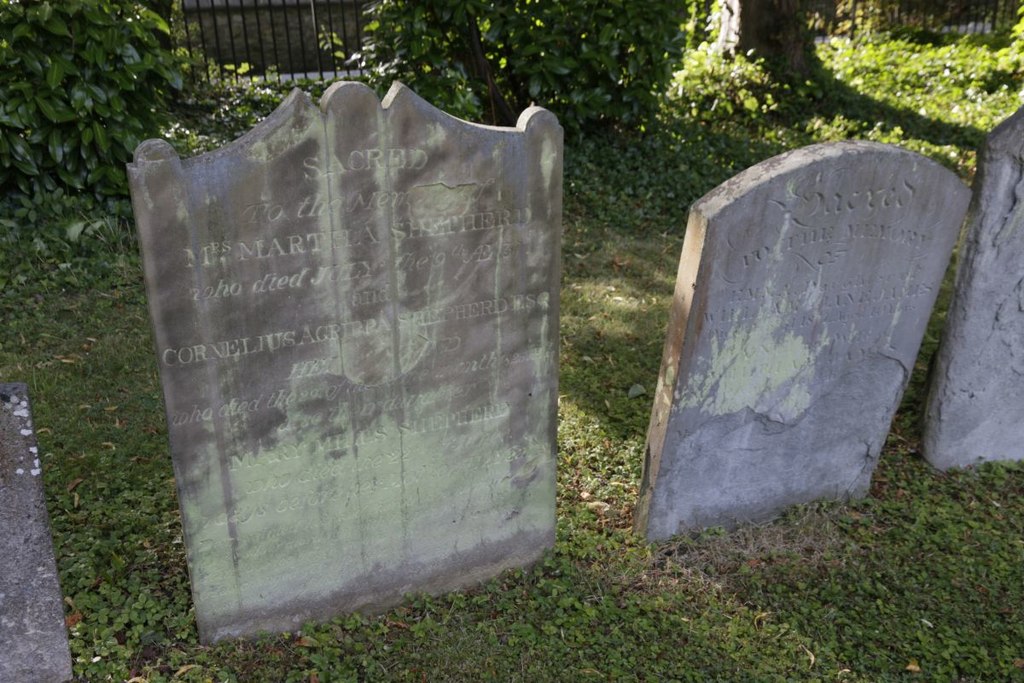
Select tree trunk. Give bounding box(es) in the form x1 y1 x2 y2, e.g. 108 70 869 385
717 0 812 77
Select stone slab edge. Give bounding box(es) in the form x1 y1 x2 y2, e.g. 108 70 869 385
0 383 73 683
923 105 1024 468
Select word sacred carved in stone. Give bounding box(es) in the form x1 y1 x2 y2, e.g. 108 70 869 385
128 81 563 643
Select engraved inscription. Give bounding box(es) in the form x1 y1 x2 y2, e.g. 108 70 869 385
160 293 547 366
782 172 916 220
181 228 379 268
723 173 926 284
243 190 409 224
302 149 429 178
391 208 530 240
706 170 943 382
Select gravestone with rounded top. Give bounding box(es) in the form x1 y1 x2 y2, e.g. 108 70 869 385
924 106 1024 469
636 142 969 540
128 82 562 642
0 383 73 683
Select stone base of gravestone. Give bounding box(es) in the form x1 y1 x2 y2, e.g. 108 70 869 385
0 384 73 683
636 142 970 539
923 106 1024 469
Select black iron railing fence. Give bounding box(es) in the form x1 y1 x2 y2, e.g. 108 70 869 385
807 0 1020 37
174 0 1022 83
178 0 368 82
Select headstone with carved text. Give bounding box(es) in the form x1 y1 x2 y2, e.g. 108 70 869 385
128 82 562 642
635 142 969 540
923 106 1024 469
0 384 73 683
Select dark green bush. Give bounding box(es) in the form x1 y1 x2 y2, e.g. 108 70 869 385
0 0 182 198
359 0 686 133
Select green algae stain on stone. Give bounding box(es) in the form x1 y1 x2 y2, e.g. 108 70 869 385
129 82 563 643
689 312 814 423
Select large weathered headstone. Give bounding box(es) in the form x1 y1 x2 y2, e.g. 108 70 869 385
635 142 969 540
0 384 73 683
923 107 1024 469
128 82 562 642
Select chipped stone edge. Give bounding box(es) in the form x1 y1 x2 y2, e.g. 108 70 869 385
0 381 74 682
1 382 41 478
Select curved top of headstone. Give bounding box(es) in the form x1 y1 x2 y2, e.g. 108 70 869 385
693 140 959 220
985 103 1024 158
132 81 560 167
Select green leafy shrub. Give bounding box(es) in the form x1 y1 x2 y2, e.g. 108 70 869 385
668 43 785 125
820 35 1022 136
166 77 338 157
359 0 686 133
0 0 182 197
0 189 138 309
996 2 1024 75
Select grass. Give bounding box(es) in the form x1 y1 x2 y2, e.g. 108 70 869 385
1 34 1024 681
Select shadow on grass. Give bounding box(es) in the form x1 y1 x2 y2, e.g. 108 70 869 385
557 120 803 444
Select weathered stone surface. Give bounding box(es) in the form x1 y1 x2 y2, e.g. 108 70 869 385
128 82 562 642
636 142 969 540
924 106 1024 469
0 384 73 683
